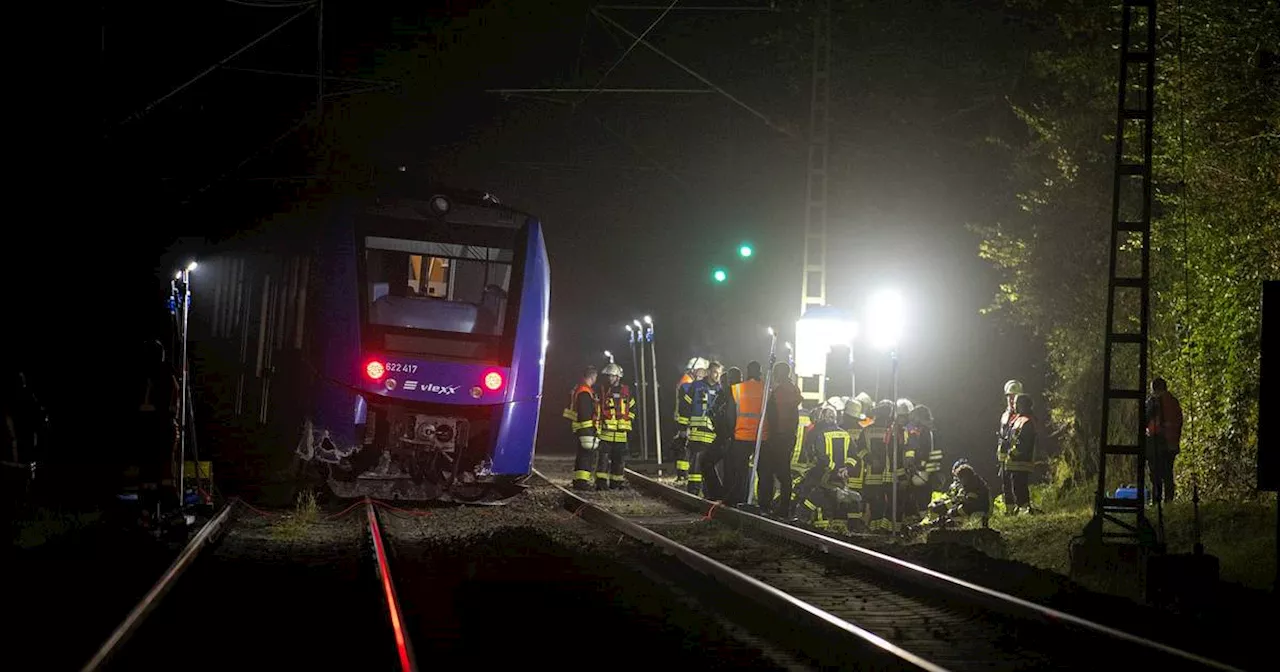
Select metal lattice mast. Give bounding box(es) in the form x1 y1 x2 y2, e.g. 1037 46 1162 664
798 0 831 405
1083 0 1158 547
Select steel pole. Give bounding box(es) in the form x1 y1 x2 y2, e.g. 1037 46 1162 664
747 332 778 507
633 328 650 461
647 322 663 472
890 350 899 531
178 269 191 513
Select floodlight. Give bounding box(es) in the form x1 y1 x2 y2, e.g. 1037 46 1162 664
866 288 905 351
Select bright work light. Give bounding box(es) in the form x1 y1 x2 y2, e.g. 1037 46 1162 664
793 306 858 378
866 288 905 352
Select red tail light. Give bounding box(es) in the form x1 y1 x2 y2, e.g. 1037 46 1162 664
483 370 505 391
366 360 386 380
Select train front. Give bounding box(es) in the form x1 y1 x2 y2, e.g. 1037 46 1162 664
322 192 549 503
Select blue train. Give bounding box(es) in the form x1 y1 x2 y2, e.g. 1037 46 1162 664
190 186 549 503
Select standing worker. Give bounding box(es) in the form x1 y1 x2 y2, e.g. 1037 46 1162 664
702 366 741 501
595 363 636 490
996 379 1022 512
1004 393 1037 514
672 358 707 482
685 361 723 496
760 361 803 517
723 361 765 506
563 366 600 491
1145 377 1182 503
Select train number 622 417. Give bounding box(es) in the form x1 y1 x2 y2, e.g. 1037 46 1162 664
387 362 418 373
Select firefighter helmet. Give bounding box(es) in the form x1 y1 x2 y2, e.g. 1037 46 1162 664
910 471 930 487
602 363 623 377
1004 379 1023 396
845 398 863 418
896 398 915 417
952 457 970 474
854 392 874 413
685 357 699 371
691 357 710 371
825 396 847 413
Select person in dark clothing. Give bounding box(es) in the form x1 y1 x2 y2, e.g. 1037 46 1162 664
917 464 991 530
701 366 741 501
1145 377 1182 503
1003 393 1037 514
759 362 803 516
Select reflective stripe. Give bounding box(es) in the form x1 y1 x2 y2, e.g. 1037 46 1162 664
573 470 592 482
675 460 690 471
596 472 610 480
688 473 703 483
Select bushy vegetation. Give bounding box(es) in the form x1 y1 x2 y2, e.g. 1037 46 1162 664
972 0 1279 498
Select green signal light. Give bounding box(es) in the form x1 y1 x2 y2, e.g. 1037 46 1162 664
713 268 727 283
739 244 753 258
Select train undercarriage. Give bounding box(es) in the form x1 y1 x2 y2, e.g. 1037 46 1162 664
294 408 529 503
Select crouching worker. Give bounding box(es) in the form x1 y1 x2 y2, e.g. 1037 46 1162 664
920 463 990 530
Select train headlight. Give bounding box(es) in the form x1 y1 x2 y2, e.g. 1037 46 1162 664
365 360 386 380
483 370 505 392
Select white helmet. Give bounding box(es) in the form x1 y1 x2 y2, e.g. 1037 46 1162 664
685 357 699 371
1004 379 1023 395
910 471 930 487
845 398 863 418
602 363 623 377
896 398 915 417
825 396 847 413
691 357 710 370
854 392 874 412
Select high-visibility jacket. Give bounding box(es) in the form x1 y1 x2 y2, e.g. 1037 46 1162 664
908 424 943 475
801 420 845 479
1006 414 1036 472
674 375 695 426
731 379 769 442
996 404 1016 464
597 383 636 443
791 412 811 468
562 383 598 449
687 379 719 445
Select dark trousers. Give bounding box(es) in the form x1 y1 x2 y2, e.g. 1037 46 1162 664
572 441 596 487
686 440 712 495
1148 442 1176 503
671 432 690 477
755 450 791 516
700 440 727 500
597 440 627 489
1001 468 1030 510
723 440 756 505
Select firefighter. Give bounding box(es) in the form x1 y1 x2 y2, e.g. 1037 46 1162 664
723 360 764 505
1004 393 1037 513
794 405 856 533
672 357 708 481
563 366 599 491
702 366 741 501
865 399 895 532
996 379 1022 509
917 463 991 531
908 404 943 491
595 363 636 490
759 361 802 517
685 361 723 496
780 402 815 518
835 397 869 531
890 398 916 520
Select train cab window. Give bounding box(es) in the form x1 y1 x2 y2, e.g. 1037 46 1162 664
363 237 514 337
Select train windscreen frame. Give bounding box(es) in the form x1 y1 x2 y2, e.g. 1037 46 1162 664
355 212 528 366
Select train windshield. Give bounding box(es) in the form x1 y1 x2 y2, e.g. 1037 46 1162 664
364 236 514 337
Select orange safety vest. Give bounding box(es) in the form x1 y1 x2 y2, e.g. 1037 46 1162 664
562 383 596 431
731 379 768 442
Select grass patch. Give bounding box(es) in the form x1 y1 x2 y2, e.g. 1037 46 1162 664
270 489 320 540
990 484 1277 591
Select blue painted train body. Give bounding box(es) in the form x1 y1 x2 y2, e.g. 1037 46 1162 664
193 188 548 502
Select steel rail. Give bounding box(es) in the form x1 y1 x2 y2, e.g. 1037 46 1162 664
82 499 238 672
531 468 947 672
366 501 418 672
623 468 1244 672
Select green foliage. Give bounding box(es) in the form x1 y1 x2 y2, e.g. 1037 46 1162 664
973 0 1280 499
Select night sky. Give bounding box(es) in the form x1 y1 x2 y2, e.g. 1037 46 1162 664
16 0 1055 480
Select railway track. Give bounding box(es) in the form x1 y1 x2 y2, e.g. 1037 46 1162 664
82 498 415 672
532 463 1246 672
